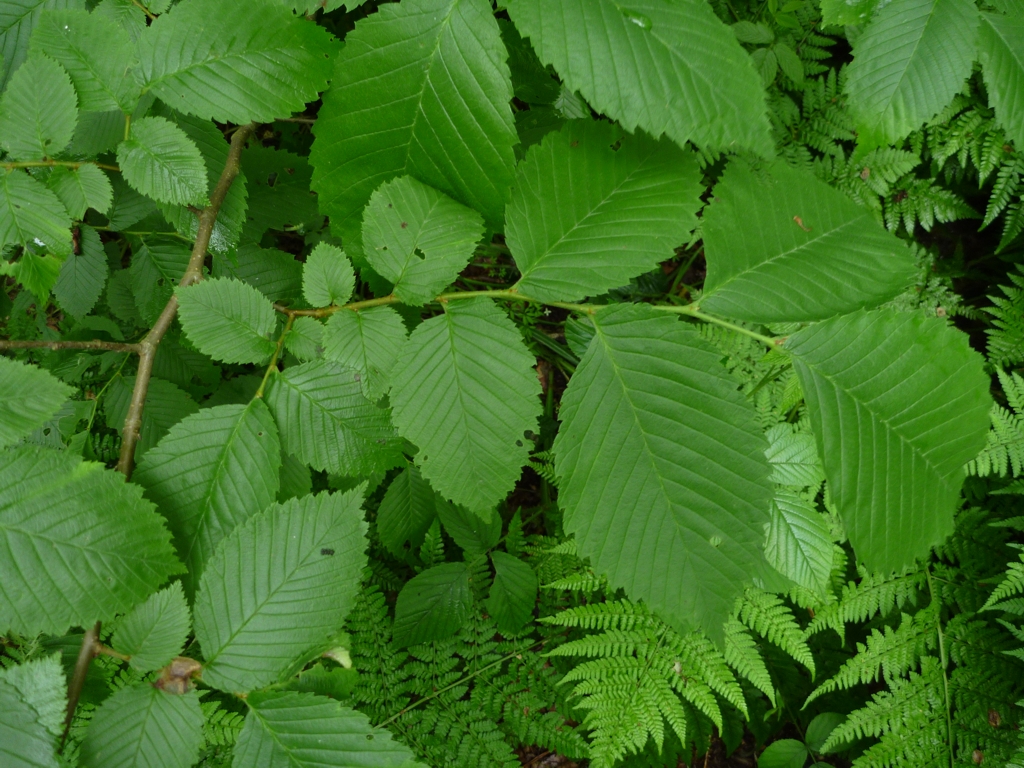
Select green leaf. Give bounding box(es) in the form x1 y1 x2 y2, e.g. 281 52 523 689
116 116 208 207
758 739 809 768
2 252 61 298
154 111 249 256
390 298 542 513
820 0 881 26
302 242 354 307
377 464 437 559
362 176 484 306
111 582 190 672
241 145 319 241
129 242 190 325
138 0 334 124
0 356 72 450
284 316 324 362
765 424 825 488
194 489 368 693
176 277 278 365
311 0 517 237
0 655 65 738
845 0 979 149
104 375 200 459
212 244 303 303
486 551 537 634
805 712 845 753
552 304 773 638
392 562 472 647
322 306 407 402
765 492 833 597
701 161 916 323
79 685 203 768
233 692 424 768
507 119 702 302
0 678 58 768
106 174 156 232
93 0 145 43
264 360 403 478
0 0 84 95
499 18 559 105
786 309 991 572
0 168 72 255
29 8 138 112
134 401 281 595
46 164 112 219
0 446 180 636
505 0 772 155
0 52 76 160
436 498 500 556
979 12 1024 150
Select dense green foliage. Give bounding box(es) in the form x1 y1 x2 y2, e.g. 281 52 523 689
0 0 1022 766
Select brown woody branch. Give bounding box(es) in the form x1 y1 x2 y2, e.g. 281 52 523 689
115 122 255 478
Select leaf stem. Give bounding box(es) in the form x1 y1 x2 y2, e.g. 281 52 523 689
0 339 142 353
2 160 119 172
254 314 295 399
275 288 783 347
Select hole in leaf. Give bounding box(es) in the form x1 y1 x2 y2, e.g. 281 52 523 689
413 247 426 262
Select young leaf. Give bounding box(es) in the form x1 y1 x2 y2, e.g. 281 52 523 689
0 168 72 255
758 739 809 768
390 298 542 513
137 0 334 124
505 0 773 156
322 306 407 402
311 0 517 239
786 309 991 572
29 8 138 113
176 277 278 365
486 551 538 634
0 357 72 450
302 242 354 307
264 360 404 478
233 692 425 768
46 164 112 218
392 562 472 647
506 119 702 303
979 12 1024 150
552 304 773 639
111 582 191 672
701 161 916 323
436 498 501 556
0 446 180 636
0 655 66 739
377 464 437 559
194 489 368 693
845 0 979 149
0 678 58 768
765 492 833 597
362 175 485 306
134 401 281 595
116 116 209 207
3 251 62 299
79 685 203 768
0 52 76 160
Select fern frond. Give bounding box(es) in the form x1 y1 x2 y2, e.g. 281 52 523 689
723 618 776 705
735 588 815 676
985 267 1024 367
806 565 927 638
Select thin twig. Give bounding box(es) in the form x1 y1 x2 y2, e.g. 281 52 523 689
2 160 119 172
60 622 98 749
276 116 316 124
115 123 255 477
0 339 142 353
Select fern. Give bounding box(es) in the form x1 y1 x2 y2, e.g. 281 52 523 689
967 369 1024 478
986 265 1024 368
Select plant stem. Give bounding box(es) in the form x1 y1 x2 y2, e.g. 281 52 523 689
60 622 99 749
115 123 255 478
255 314 295 399
2 160 119 172
0 339 142 353
276 288 783 346
926 567 956 768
